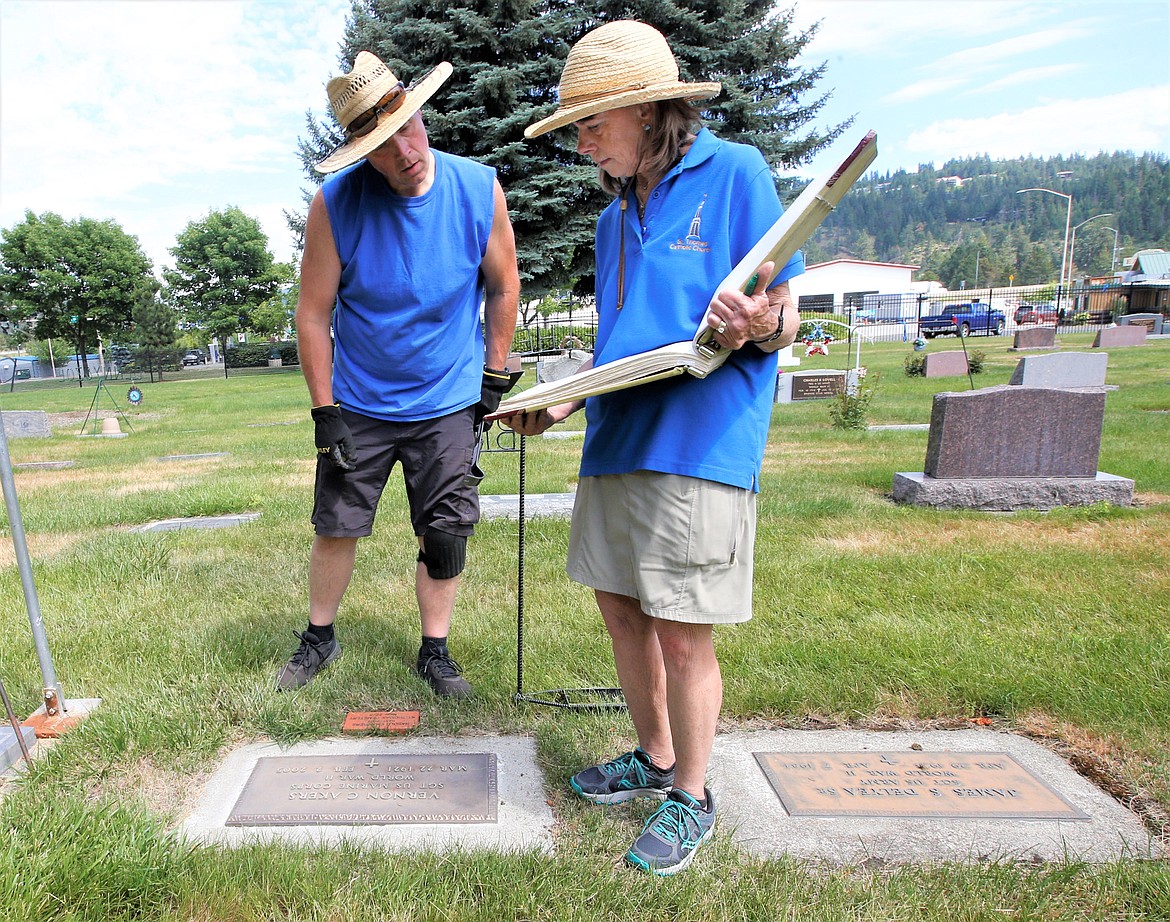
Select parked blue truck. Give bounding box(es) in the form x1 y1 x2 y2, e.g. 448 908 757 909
919 302 1006 338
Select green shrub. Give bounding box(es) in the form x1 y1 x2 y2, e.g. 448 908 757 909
904 353 926 376
967 349 986 374
828 372 877 430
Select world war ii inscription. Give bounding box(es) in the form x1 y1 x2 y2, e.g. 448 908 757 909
227 752 497 826
755 751 1088 820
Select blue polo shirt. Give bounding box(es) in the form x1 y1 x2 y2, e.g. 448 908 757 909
581 128 804 491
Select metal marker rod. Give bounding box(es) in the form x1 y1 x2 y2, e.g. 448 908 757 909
515 435 526 698
0 672 32 767
0 409 65 713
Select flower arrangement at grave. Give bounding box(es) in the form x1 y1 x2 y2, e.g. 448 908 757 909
802 322 833 357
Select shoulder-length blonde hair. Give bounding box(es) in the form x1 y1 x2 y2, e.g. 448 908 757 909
598 98 702 197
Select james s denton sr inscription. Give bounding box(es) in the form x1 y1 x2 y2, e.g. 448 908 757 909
227 753 498 826
755 751 1088 820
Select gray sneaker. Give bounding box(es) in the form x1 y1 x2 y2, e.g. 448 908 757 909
570 749 674 804
625 787 715 875
416 651 472 698
275 630 340 691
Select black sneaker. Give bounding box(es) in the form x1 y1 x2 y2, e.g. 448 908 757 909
570 748 674 804
416 651 472 698
275 630 340 691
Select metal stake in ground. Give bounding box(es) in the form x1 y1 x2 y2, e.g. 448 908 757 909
0 406 66 718
0 672 33 768
513 432 624 711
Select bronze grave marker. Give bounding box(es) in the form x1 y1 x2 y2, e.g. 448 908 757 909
227 752 497 826
754 751 1088 820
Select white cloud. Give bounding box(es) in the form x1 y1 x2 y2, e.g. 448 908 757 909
975 63 1078 94
904 85 1170 163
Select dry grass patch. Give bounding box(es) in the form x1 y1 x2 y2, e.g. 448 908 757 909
0 531 91 567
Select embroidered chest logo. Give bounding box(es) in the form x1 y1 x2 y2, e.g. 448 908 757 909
670 195 710 253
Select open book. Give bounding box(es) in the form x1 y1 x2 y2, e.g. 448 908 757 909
487 129 878 420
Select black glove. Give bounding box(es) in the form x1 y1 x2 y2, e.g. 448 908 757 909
475 366 512 425
311 404 357 472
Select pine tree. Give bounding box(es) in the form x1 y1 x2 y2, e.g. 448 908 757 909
291 0 845 297
132 290 177 383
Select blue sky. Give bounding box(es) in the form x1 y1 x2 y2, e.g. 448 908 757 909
1 0 1167 276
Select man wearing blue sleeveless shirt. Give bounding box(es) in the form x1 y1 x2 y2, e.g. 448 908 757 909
277 52 519 696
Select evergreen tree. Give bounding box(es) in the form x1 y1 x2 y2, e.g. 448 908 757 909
292 0 845 297
132 289 177 383
164 207 281 378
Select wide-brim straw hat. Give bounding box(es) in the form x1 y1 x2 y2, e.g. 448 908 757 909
525 20 721 139
316 52 452 173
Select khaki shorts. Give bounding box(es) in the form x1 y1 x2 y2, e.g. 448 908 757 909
566 472 755 624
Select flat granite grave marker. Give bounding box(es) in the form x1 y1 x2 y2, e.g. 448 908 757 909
227 752 496 826
894 385 1134 509
1093 325 1146 348
1008 351 1108 388
711 729 1161 865
2 410 50 438
755 751 1086 820
182 736 554 852
1011 327 1056 350
923 351 970 378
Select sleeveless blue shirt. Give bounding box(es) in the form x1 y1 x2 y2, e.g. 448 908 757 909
321 151 496 421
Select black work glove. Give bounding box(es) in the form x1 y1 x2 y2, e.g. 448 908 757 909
475 366 512 426
311 404 357 472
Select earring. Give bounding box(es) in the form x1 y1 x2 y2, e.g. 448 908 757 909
642 123 651 133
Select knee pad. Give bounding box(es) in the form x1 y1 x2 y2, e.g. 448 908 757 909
417 529 467 580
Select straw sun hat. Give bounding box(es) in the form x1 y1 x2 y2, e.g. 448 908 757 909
525 20 721 139
316 52 453 173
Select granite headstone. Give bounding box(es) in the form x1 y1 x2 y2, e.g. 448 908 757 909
1092 326 1146 348
1007 352 1108 388
923 351 969 378
1 410 51 438
1119 312 1164 334
923 385 1104 479
1011 327 1056 350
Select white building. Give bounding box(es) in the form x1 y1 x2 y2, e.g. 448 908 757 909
787 258 925 316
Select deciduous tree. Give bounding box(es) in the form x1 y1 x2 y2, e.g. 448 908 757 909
164 207 281 377
0 211 156 376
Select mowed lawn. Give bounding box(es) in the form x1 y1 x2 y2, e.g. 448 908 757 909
1 334 1167 921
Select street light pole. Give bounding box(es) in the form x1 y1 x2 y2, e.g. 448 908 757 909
1017 187 1073 297
1069 213 1113 282
1102 226 1120 274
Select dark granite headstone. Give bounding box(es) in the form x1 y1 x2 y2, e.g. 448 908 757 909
1012 327 1056 350
924 385 1104 479
791 371 846 400
2 410 50 438
923 351 969 378
1092 326 1146 348
1119 313 1164 334
1008 352 1108 388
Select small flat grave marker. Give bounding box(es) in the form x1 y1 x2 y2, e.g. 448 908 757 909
755 751 1088 820
2 410 51 438
226 752 497 826
342 710 420 733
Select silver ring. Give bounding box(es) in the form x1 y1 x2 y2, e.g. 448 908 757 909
715 319 728 335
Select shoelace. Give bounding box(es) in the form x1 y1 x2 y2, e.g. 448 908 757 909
421 653 463 678
648 799 704 847
289 630 329 664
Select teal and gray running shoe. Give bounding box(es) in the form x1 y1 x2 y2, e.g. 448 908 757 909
569 748 674 804
625 787 715 875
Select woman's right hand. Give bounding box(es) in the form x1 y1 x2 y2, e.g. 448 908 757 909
497 401 578 436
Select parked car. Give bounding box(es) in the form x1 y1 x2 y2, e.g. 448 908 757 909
1014 303 1057 325
919 302 1006 338
181 348 208 366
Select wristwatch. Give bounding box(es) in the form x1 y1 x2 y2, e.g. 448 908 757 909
752 309 786 344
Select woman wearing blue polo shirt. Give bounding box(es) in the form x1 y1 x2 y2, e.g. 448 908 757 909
502 20 803 875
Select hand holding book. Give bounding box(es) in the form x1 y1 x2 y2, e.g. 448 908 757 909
488 129 878 422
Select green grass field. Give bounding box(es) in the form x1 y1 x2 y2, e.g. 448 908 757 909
1 333 1167 921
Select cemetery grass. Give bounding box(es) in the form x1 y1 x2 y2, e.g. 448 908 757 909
0 338 1167 921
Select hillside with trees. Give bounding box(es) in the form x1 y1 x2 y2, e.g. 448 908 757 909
803 151 1169 289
